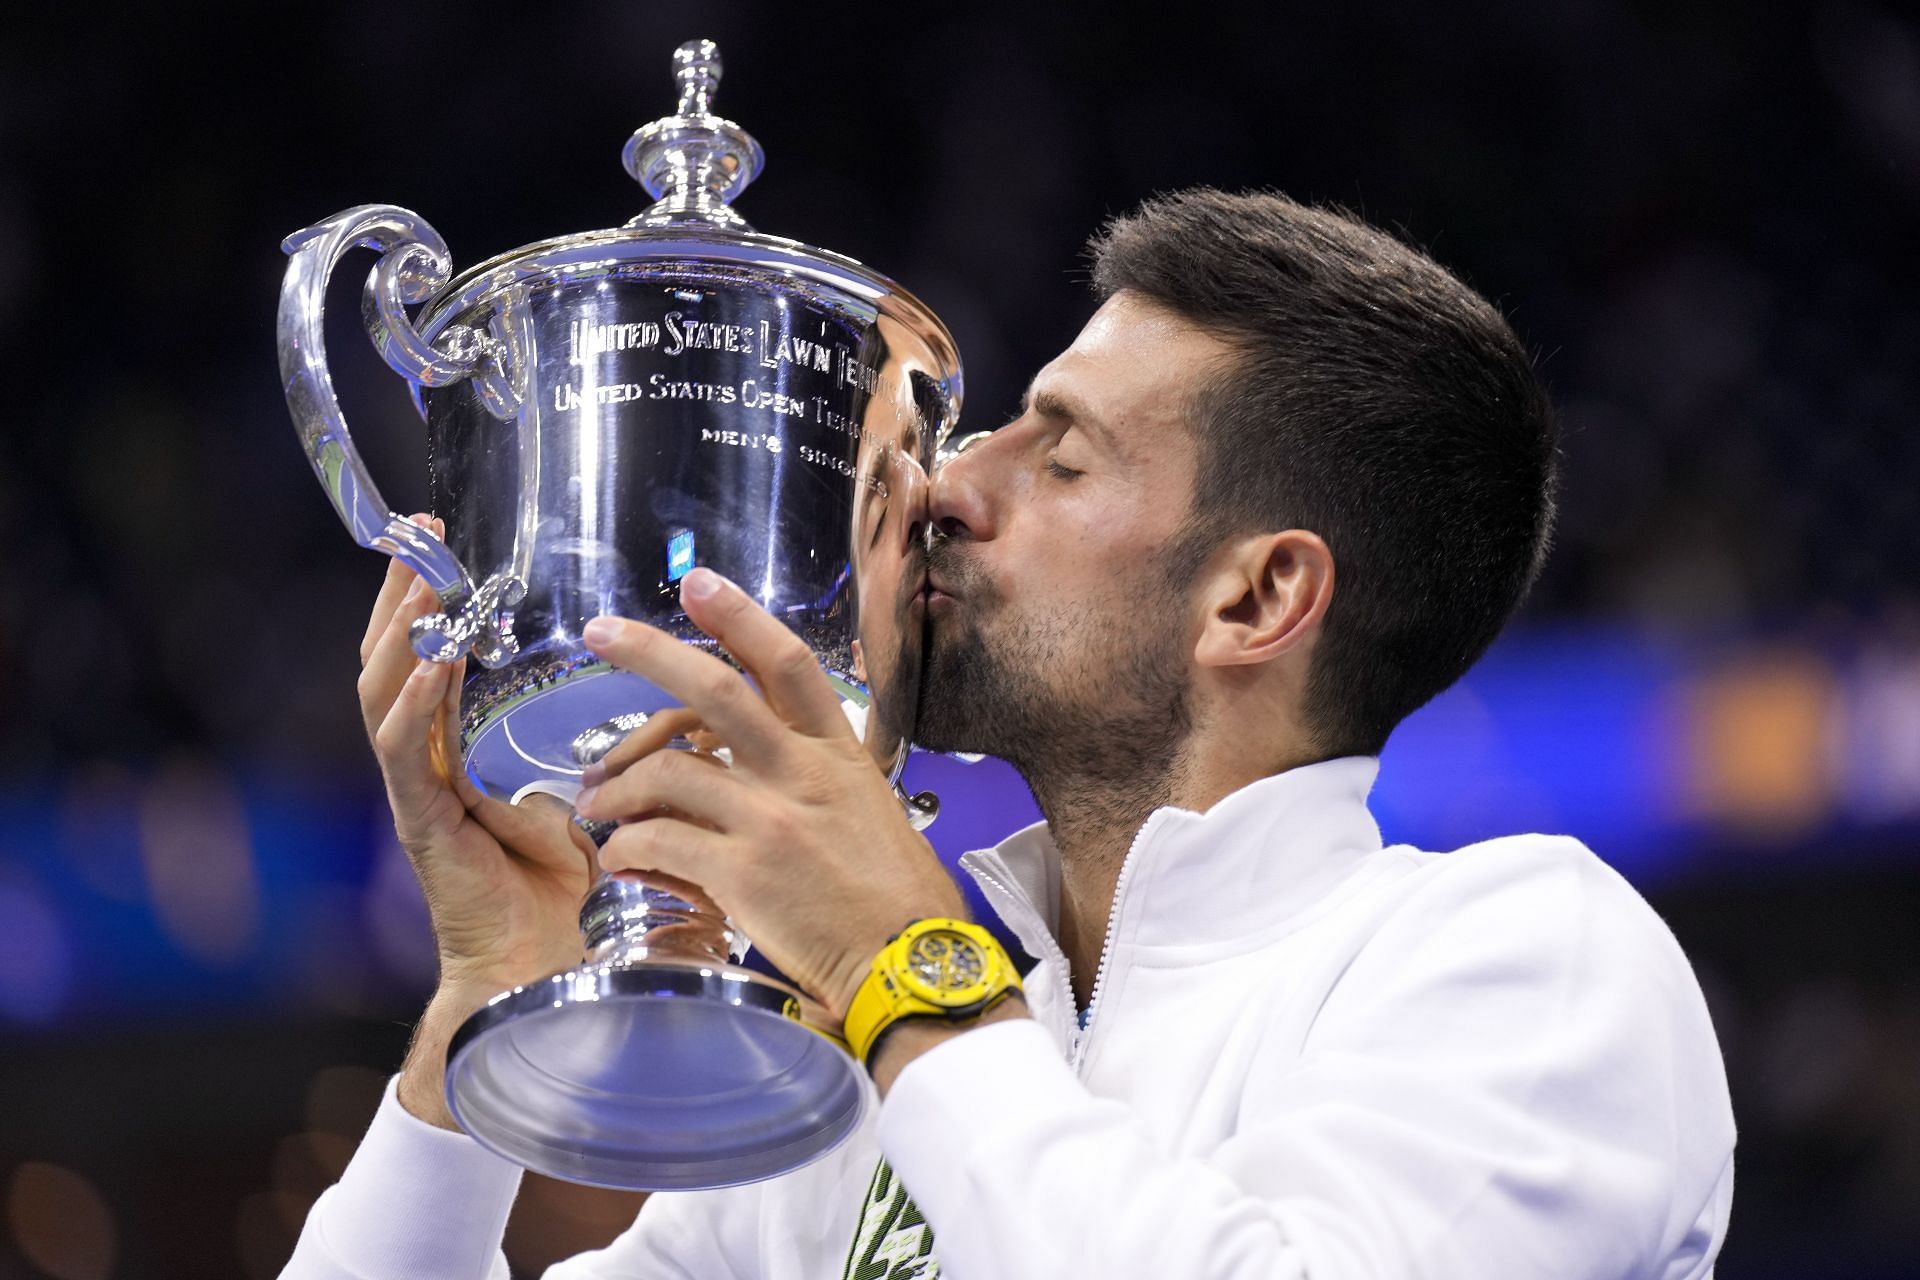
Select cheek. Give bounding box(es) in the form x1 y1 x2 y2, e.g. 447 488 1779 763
988 485 1182 619
1006 554 1173 651
1051 507 1179 600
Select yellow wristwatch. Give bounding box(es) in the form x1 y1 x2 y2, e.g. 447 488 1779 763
843 918 1021 1067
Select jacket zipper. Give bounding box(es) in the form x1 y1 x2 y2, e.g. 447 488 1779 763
963 863 1080 1054
1069 816 1158 1071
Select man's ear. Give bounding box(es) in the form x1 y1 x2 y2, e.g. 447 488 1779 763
1193 530 1335 669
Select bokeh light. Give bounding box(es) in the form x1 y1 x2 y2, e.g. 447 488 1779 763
136 759 260 968
5 1162 116 1280
0 879 72 1024
234 1190 295 1280
362 822 437 990
504 1174 650 1273
1682 651 1837 839
303 1064 386 1139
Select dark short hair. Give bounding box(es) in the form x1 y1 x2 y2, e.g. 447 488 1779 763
1090 188 1558 757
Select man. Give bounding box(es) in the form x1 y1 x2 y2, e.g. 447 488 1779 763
286 189 1735 1279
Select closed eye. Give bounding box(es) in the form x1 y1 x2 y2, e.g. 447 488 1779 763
1043 457 1084 480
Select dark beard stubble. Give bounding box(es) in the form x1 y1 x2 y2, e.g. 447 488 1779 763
913 534 1200 818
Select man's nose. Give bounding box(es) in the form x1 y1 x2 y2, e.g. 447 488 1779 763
930 432 1000 541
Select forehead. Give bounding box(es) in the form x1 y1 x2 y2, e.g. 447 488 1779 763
1027 291 1236 462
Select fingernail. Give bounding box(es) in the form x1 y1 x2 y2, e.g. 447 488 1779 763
405 578 426 602
580 763 607 788
574 784 599 813
583 617 623 647
682 567 725 600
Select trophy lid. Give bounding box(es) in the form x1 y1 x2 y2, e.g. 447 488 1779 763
410 37 962 430
621 40 766 230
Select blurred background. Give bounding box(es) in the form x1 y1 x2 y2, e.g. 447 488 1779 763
2 0 1917 1275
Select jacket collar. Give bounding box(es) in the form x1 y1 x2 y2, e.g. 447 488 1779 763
960 756 1385 961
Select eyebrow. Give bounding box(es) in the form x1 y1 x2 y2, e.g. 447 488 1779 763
1020 382 1110 444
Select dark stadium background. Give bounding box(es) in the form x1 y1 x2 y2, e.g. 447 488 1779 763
2 2 1917 1276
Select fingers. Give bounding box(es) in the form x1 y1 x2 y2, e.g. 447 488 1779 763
512 790 575 826
360 514 443 666
578 569 851 763
588 706 711 782
359 562 453 746
599 815 733 892
577 745 749 830
581 615 794 765
467 788 598 880
361 556 415 667
433 657 483 809
676 568 853 740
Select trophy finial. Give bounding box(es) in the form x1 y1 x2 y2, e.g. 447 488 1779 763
622 38 764 229
673 39 721 116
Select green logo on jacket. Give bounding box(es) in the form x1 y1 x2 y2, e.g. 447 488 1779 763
841 1159 939 1279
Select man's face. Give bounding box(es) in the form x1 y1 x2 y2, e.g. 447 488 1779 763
915 292 1235 787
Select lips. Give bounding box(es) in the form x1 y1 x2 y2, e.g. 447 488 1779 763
923 536 976 608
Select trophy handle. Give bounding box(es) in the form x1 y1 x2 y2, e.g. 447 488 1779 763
277 204 525 666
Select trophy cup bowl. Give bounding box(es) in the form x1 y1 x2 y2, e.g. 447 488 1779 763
276 40 961 1190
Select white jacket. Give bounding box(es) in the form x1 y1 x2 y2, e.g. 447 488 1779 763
284 756 1735 1279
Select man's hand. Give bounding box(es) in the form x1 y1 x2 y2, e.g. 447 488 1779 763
358 516 596 1124
575 566 968 1024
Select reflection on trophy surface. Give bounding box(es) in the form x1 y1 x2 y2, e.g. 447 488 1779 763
276 39 960 1190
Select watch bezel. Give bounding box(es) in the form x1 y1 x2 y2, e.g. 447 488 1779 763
904 926 997 1004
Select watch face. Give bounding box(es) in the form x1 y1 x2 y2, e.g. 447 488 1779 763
904 930 989 1002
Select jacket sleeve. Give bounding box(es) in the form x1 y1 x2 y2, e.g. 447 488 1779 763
279 1079 520 1280
279 1078 767 1280
876 842 1736 1280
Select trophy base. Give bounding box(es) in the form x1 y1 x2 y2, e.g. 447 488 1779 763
444 955 866 1191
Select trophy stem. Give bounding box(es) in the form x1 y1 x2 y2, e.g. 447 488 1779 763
579 872 740 965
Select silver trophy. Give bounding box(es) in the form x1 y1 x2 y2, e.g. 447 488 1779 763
276 39 961 1190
